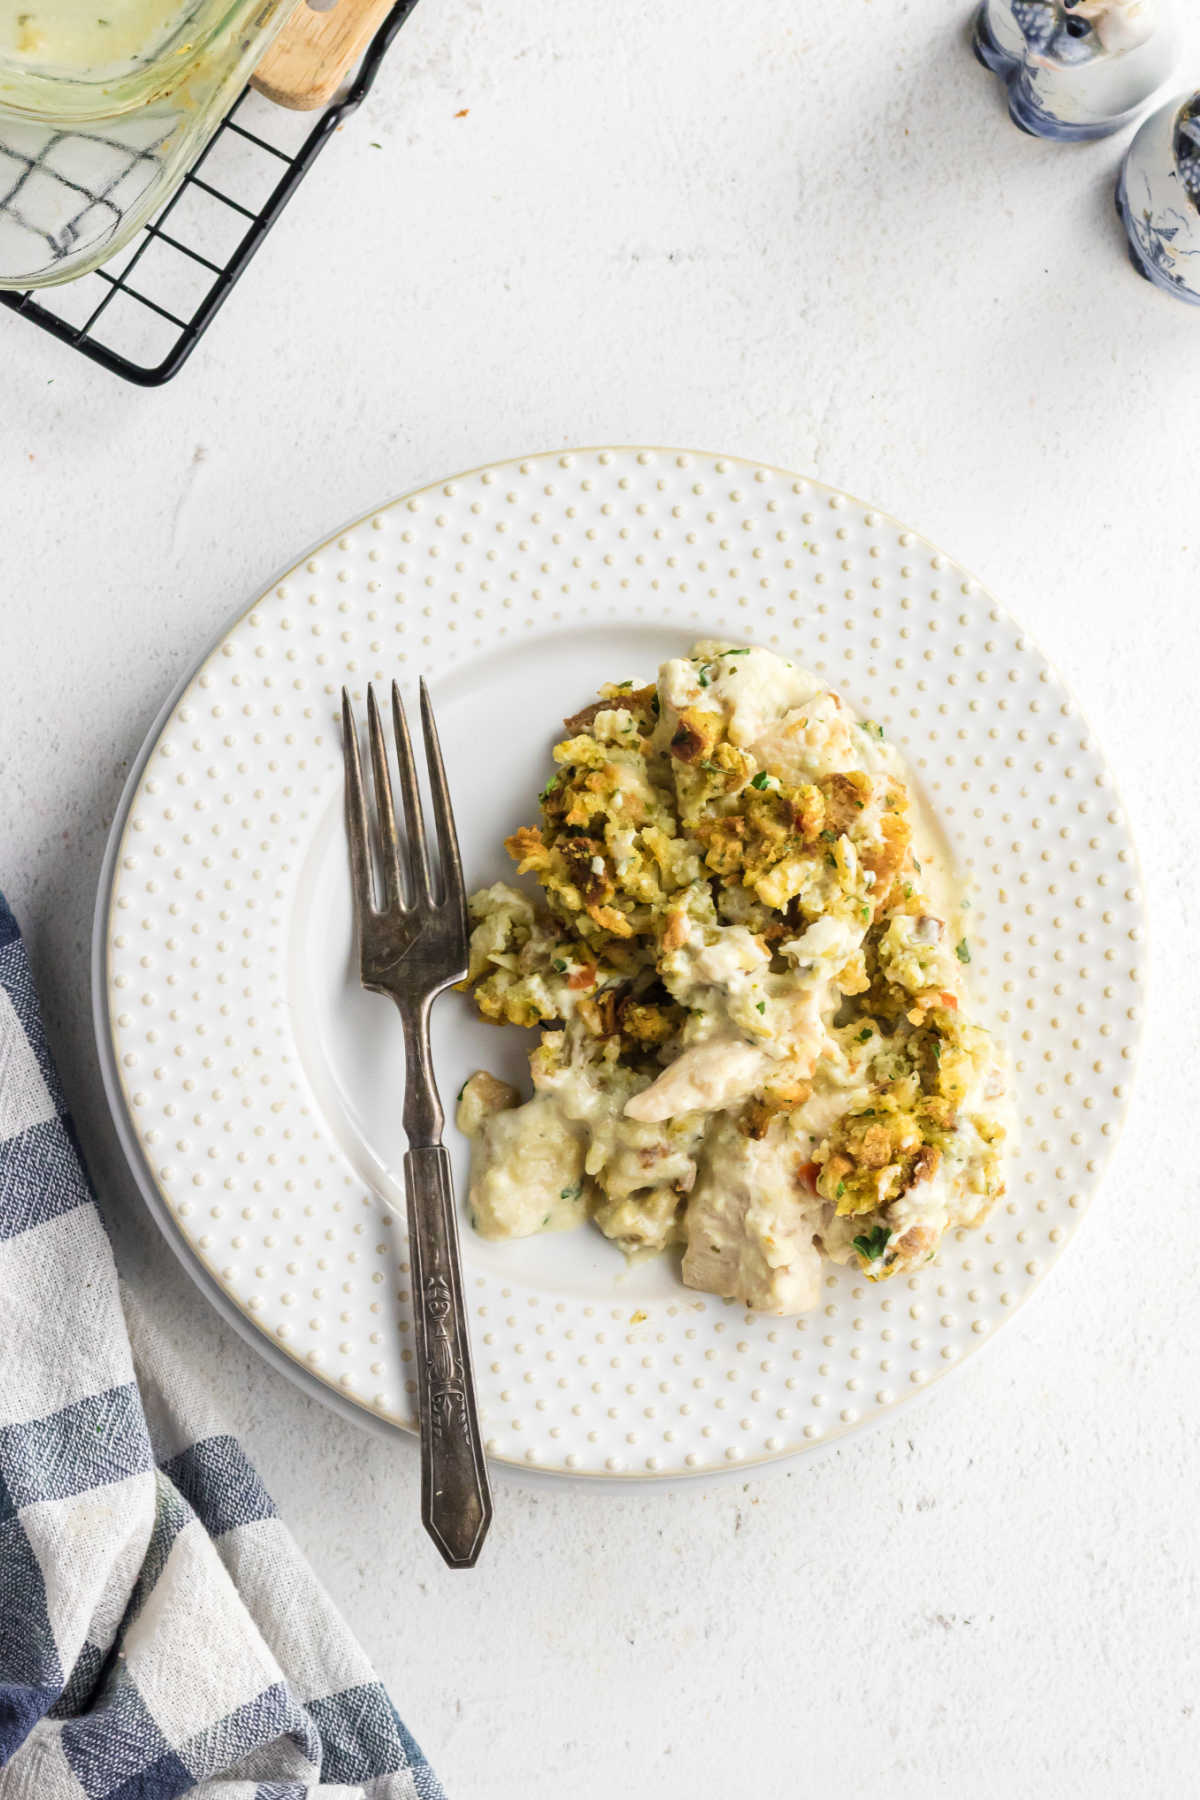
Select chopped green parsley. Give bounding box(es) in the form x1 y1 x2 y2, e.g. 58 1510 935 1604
852 1225 891 1263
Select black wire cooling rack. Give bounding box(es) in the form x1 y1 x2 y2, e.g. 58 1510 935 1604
0 0 418 386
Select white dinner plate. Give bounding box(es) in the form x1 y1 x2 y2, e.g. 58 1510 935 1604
94 447 1145 1479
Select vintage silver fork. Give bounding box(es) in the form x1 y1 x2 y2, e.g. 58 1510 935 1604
341 680 493 1569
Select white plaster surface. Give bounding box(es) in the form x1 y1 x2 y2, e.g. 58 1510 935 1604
2 2 1199 1794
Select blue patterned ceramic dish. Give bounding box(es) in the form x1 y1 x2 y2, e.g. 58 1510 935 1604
972 0 1178 140
1118 91 1200 304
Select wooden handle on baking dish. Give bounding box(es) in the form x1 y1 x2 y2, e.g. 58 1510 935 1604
252 0 399 110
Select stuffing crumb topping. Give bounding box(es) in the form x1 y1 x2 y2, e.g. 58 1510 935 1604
455 643 1008 1314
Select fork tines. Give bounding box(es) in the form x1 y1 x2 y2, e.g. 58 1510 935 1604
341 680 466 926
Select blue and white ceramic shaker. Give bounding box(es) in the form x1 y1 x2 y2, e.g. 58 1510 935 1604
972 1 1178 141
1118 92 1200 304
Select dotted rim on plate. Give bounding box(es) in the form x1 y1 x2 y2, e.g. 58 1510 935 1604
97 448 1147 1479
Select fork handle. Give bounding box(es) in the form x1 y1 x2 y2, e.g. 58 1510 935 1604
404 1143 493 1568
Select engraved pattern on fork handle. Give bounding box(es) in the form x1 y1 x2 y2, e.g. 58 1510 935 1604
404 1142 493 1568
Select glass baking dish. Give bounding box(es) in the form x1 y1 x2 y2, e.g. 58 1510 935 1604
0 0 296 288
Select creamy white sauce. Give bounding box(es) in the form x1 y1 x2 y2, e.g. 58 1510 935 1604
464 1092 587 1240
781 913 859 972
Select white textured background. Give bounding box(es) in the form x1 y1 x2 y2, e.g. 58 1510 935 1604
2 2 1199 1795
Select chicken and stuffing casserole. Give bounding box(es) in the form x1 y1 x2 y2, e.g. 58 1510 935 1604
455 643 1008 1315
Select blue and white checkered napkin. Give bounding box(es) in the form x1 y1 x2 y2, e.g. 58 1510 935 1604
0 894 445 1800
